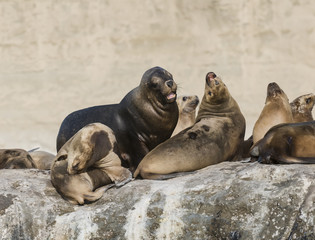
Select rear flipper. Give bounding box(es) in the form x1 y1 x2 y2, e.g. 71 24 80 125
258 155 315 164
274 156 315 164
114 170 133 187
83 184 115 204
139 171 195 180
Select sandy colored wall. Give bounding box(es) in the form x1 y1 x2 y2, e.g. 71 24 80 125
0 0 314 153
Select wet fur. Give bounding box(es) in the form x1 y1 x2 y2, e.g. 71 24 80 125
134 72 246 180
51 123 132 205
0 149 36 169
29 150 55 170
252 82 293 144
56 67 179 172
250 121 315 164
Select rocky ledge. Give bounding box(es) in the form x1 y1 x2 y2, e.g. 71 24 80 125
0 161 314 240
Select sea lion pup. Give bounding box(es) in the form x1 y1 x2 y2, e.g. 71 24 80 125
250 121 315 164
0 149 36 169
171 95 199 137
134 72 246 180
252 82 293 144
28 149 55 170
56 66 179 172
51 123 132 205
290 93 314 123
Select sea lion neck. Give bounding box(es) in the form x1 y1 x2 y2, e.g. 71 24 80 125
119 87 178 132
195 94 238 122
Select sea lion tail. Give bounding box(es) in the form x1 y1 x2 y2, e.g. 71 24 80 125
83 183 115 203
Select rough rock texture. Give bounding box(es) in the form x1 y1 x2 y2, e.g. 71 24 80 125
1 162 314 239
1 0 315 152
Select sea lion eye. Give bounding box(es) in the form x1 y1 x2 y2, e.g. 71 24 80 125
215 80 219 85
150 82 158 89
306 98 311 104
208 91 212 96
183 96 187 101
56 154 67 161
150 77 160 89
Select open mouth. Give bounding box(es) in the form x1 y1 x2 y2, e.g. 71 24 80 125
166 92 177 101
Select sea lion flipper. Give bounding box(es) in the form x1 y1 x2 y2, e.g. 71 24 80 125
137 171 195 180
83 184 115 204
275 156 315 164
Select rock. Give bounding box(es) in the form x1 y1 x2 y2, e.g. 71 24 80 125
0 162 315 239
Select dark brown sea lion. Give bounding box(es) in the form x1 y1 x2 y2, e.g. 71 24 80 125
51 123 132 205
0 149 36 169
171 95 199 137
56 66 178 172
252 82 293 144
134 72 246 180
290 93 314 123
250 121 315 164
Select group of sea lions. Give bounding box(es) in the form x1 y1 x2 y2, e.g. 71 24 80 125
1 66 314 205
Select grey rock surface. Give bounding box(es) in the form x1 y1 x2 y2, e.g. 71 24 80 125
0 162 314 240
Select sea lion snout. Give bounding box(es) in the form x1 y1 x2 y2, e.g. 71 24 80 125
192 96 200 106
206 72 217 86
165 80 177 103
267 82 283 96
306 93 315 104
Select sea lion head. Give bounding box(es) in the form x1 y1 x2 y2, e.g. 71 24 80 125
62 130 95 175
290 93 315 122
204 72 230 104
177 95 199 113
140 66 177 105
63 124 114 175
266 82 289 103
0 149 36 169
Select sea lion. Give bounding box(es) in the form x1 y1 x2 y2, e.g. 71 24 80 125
252 82 293 144
28 149 55 170
0 149 36 169
56 66 178 172
134 72 246 180
250 121 315 164
171 95 199 137
51 123 132 205
290 93 314 123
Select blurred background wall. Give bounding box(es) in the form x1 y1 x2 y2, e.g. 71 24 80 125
0 0 314 153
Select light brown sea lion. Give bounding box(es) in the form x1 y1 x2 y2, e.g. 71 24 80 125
56 66 179 173
0 149 36 169
250 121 315 164
290 93 314 123
134 72 246 180
28 149 55 170
252 82 293 144
171 95 199 137
51 123 132 205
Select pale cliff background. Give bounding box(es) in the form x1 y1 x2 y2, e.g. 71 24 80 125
0 0 314 153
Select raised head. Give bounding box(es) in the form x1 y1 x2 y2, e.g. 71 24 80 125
204 72 230 104
266 82 289 102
